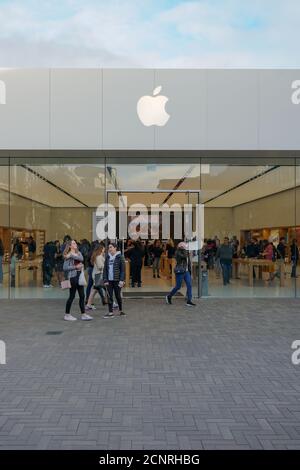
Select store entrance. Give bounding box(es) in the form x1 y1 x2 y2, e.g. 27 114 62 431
106 190 201 298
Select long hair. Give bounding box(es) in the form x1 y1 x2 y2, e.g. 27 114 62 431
63 240 77 258
91 245 104 265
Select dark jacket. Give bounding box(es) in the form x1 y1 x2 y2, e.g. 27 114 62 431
290 243 299 261
175 248 191 274
216 244 234 262
0 240 4 257
276 242 286 260
128 245 145 266
151 246 163 258
103 252 125 282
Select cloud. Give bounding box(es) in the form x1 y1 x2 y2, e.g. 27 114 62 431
0 0 299 67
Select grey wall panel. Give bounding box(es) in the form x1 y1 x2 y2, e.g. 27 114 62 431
155 69 206 150
0 69 49 149
206 69 259 150
50 68 101 149
259 70 300 150
103 69 155 150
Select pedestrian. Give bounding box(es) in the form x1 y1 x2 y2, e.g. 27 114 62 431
290 238 299 278
63 240 92 321
103 242 126 318
152 240 163 278
86 244 106 310
216 237 234 286
166 238 176 278
166 241 196 307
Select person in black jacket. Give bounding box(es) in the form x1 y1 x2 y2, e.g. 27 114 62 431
127 240 145 287
151 240 163 278
103 242 126 318
290 238 299 278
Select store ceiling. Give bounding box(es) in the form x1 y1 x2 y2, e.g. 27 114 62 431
0 162 298 208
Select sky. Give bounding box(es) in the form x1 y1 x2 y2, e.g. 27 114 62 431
0 0 299 67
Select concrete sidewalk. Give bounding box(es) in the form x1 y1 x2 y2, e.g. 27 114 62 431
0 298 299 450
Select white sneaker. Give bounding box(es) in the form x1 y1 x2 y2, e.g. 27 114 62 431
64 314 77 321
113 302 118 309
81 313 93 321
90 304 97 310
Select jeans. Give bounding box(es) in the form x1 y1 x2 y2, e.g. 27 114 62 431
43 262 53 285
221 261 232 285
153 257 160 276
291 258 297 278
107 281 122 313
169 271 192 302
85 266 94 301
65 273 85 314
0 255 3 284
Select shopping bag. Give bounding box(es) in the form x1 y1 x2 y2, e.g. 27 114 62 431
61 279 71 289
78 270 87 286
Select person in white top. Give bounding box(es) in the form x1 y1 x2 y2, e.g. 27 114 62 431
85 245 106 311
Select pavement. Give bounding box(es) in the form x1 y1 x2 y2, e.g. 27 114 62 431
0 297 300 450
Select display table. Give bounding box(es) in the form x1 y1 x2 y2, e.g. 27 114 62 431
14 258 43 287
232 258 284 287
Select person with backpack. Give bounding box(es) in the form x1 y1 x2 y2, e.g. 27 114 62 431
63 240 93 321
166 241 196 307
103 242 126 318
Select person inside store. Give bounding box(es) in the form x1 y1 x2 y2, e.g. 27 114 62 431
54 240 64 285
63 240 93 321
216 237 234 286
262 240 275 281
27 235 37 270
290 238 299 278
166 241 196 307
245 237 261 279
166 238 176 279
13 238 23 260
151 239 163 279
126 239 145 288
272 237 286 281
42 240 57 288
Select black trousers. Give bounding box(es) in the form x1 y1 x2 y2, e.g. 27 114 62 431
131 262 142 285
65 274 85 314
43 262 53 285
107 281 122 313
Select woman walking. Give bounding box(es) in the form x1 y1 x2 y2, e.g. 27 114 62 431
85 244 106 310
166 241 196 307
63 240 93 321
103 242 126 318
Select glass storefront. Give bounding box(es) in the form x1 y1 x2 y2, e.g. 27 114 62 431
0 154 299 299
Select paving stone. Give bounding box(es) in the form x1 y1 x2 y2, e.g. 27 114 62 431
0 298 300 449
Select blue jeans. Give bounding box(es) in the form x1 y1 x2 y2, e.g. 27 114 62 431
169 271 192 302
0 255 3 284
85 266 94 301
221 261 231 285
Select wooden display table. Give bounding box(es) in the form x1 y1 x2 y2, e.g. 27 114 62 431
14 258 43 288
232 258 284 287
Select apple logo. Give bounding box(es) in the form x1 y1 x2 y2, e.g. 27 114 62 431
137 86 170 127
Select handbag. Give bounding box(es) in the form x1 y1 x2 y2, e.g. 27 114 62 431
94 273 105 288
61 279 71 289
78 270 87 286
